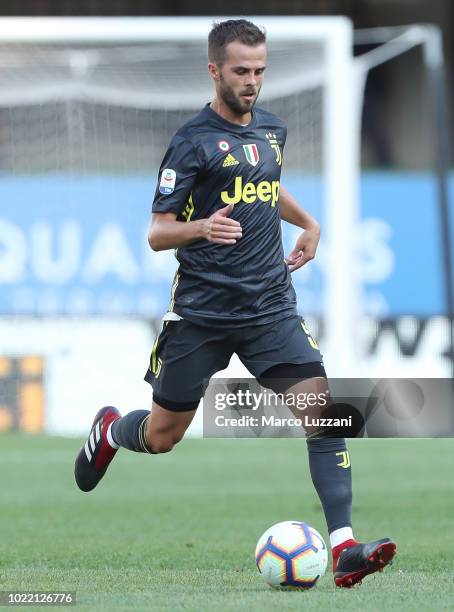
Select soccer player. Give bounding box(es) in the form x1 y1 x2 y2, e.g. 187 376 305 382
75 19 396 587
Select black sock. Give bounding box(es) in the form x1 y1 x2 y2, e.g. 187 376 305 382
110 410 152 453
306 437 352 533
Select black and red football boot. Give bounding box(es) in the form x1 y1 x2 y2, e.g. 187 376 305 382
74 406 121 492
334 538 397 588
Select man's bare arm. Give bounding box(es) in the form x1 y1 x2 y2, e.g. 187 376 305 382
148 203 242 252
279 184 320 231
279 184 320 272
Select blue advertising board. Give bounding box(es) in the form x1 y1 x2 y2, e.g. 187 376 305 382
0 173 452 316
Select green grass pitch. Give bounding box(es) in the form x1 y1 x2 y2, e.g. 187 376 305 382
1 435 453 611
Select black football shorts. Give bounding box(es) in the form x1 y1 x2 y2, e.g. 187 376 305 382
144 314 323 411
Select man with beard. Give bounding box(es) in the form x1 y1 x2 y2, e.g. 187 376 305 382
75 19 396 588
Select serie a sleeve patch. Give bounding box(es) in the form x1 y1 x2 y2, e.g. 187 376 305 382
159 168 177 194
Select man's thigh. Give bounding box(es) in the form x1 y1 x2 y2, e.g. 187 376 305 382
236 315 323 378
144 319 235 411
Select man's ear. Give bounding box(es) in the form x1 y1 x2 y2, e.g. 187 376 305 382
208 62 220 81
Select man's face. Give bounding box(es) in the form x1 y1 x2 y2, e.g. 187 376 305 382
210 40 267 116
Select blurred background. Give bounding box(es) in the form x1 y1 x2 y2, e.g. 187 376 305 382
0 1 453 437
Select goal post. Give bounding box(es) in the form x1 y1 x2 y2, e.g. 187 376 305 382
354 24 453 379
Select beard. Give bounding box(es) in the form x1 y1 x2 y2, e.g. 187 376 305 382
219 74 260 116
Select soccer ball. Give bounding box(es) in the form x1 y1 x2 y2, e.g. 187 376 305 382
255 521 328 590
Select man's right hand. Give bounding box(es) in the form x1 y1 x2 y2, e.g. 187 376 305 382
201 203 242 245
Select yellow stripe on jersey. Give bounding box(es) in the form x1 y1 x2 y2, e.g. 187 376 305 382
169 271 180 313
182 193 195 222
174 194 193 284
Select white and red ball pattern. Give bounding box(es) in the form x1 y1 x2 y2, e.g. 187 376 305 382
255 521 328 590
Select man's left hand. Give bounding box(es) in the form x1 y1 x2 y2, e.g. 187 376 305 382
285 224 320 272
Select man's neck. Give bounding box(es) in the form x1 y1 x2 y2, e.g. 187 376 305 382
210 99 251 126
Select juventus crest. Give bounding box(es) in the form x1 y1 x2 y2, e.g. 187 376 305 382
266 133 282 166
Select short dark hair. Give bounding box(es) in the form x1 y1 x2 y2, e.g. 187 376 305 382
208 19 266 66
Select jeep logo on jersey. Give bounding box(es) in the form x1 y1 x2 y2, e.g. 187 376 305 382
159 168 176 194
243 144 259 166
221 176 280 207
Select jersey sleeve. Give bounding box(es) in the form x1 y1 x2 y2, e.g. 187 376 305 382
152 135 203 215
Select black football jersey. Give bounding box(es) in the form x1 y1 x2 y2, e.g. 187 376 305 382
152 103 297 327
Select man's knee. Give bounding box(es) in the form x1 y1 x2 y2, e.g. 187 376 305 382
144 401 196 454
145 427 185 454
147 435 174 454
